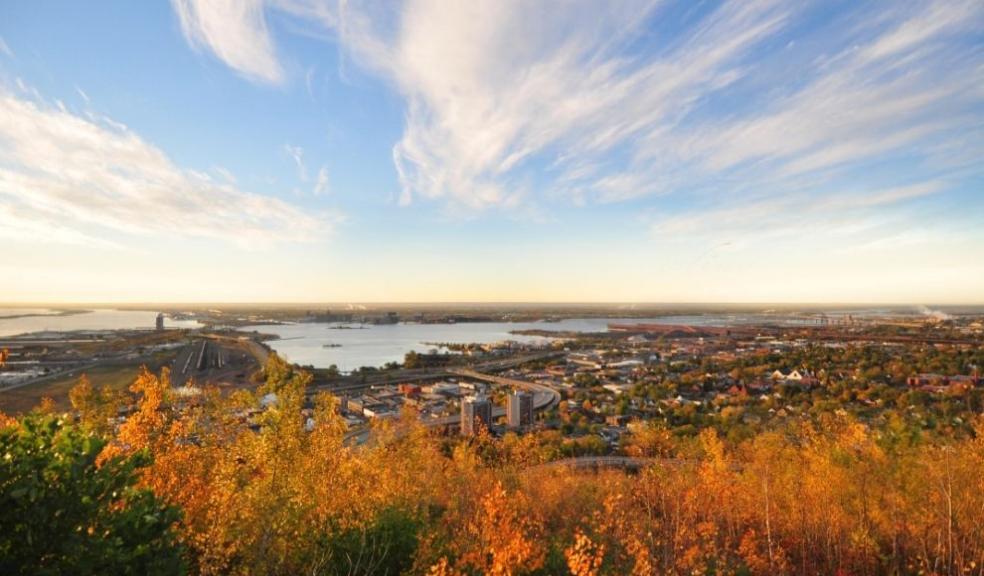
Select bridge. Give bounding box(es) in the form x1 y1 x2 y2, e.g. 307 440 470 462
308 350 564 396
447 367 561 411
341 361 563 443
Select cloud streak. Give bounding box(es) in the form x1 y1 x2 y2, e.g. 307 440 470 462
284 143 307 181
172 0 285 84
0 90 327 248
173 0 982 224
313 166 329 195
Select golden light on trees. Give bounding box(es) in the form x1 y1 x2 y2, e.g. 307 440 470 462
17 358 978 575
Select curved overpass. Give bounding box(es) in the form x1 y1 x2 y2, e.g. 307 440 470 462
447 368 560 411
344 367 562 441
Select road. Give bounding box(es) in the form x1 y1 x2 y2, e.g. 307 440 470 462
0 359 103 393
309 350 564 396
342 365 562 444
448 368 560 411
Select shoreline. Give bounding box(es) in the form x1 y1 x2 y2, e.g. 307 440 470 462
0 308 92 321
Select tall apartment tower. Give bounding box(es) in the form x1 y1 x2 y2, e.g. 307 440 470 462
155 313 165 331
507 390 534 429
461 394 492 436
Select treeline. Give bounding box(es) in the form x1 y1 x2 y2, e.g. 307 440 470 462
2 356 983 575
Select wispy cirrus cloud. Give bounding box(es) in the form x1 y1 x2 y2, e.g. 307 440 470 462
651 181 945 241
313 166 329 195
174 0 983 228
0 36 13 60
676 1 983 177
172 0 285 84
0 90 328 248
284 143 307 181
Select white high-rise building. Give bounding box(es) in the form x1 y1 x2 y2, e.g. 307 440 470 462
506 390 534 429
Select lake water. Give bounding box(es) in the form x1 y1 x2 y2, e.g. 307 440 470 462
0 308 202 337
244 314 819 371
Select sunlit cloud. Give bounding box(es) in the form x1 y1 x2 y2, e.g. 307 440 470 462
172 0 285 84
172 0 982 223
0 90 329 248
651 182 945 242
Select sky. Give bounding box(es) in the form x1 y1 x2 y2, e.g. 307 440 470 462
0 0 982 304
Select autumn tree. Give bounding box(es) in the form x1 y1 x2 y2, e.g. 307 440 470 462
565 530 605 576
69 374 122 436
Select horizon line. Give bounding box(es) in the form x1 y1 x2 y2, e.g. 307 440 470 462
2 301 982 308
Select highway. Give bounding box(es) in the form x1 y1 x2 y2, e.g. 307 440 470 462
342 362 563 444
447 367 560 411
309 350 564 396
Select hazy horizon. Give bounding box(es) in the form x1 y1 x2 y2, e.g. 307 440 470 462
3 301 983 309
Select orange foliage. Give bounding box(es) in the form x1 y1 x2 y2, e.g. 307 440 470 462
50 360 984 576
565 530 605 576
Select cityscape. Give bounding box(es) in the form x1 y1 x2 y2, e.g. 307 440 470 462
2 1 984 575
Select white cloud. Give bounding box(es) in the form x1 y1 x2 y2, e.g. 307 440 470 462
649 181 946 254
313 166 329 195
0 36 13 59
0 90 327 248
171 0 983 222
212 165 237 183
284 143 307 181
0 203 125 250
383 0 797 208
172 0 285 84
678 1 983 178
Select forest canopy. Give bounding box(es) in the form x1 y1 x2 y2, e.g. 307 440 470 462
1 355 983 575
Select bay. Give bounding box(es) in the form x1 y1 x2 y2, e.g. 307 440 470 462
0 308 202 337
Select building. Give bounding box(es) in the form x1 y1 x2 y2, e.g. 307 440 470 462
155 313 165 331
424 381 460 396
506 390 534 429
461 394 492 435
907 373 980 390
770 369 819 387
398 383 421 396
602 383 634 395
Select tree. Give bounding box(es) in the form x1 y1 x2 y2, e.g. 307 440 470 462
565 530 605 576
69 375 122 437
0 413 184 575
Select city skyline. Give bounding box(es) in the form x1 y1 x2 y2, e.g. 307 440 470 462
1 1 983 304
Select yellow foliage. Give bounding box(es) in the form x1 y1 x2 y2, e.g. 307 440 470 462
565 530 605 576
30 362 984 576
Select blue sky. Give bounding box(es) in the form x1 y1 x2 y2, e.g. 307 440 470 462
0 0 982 303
